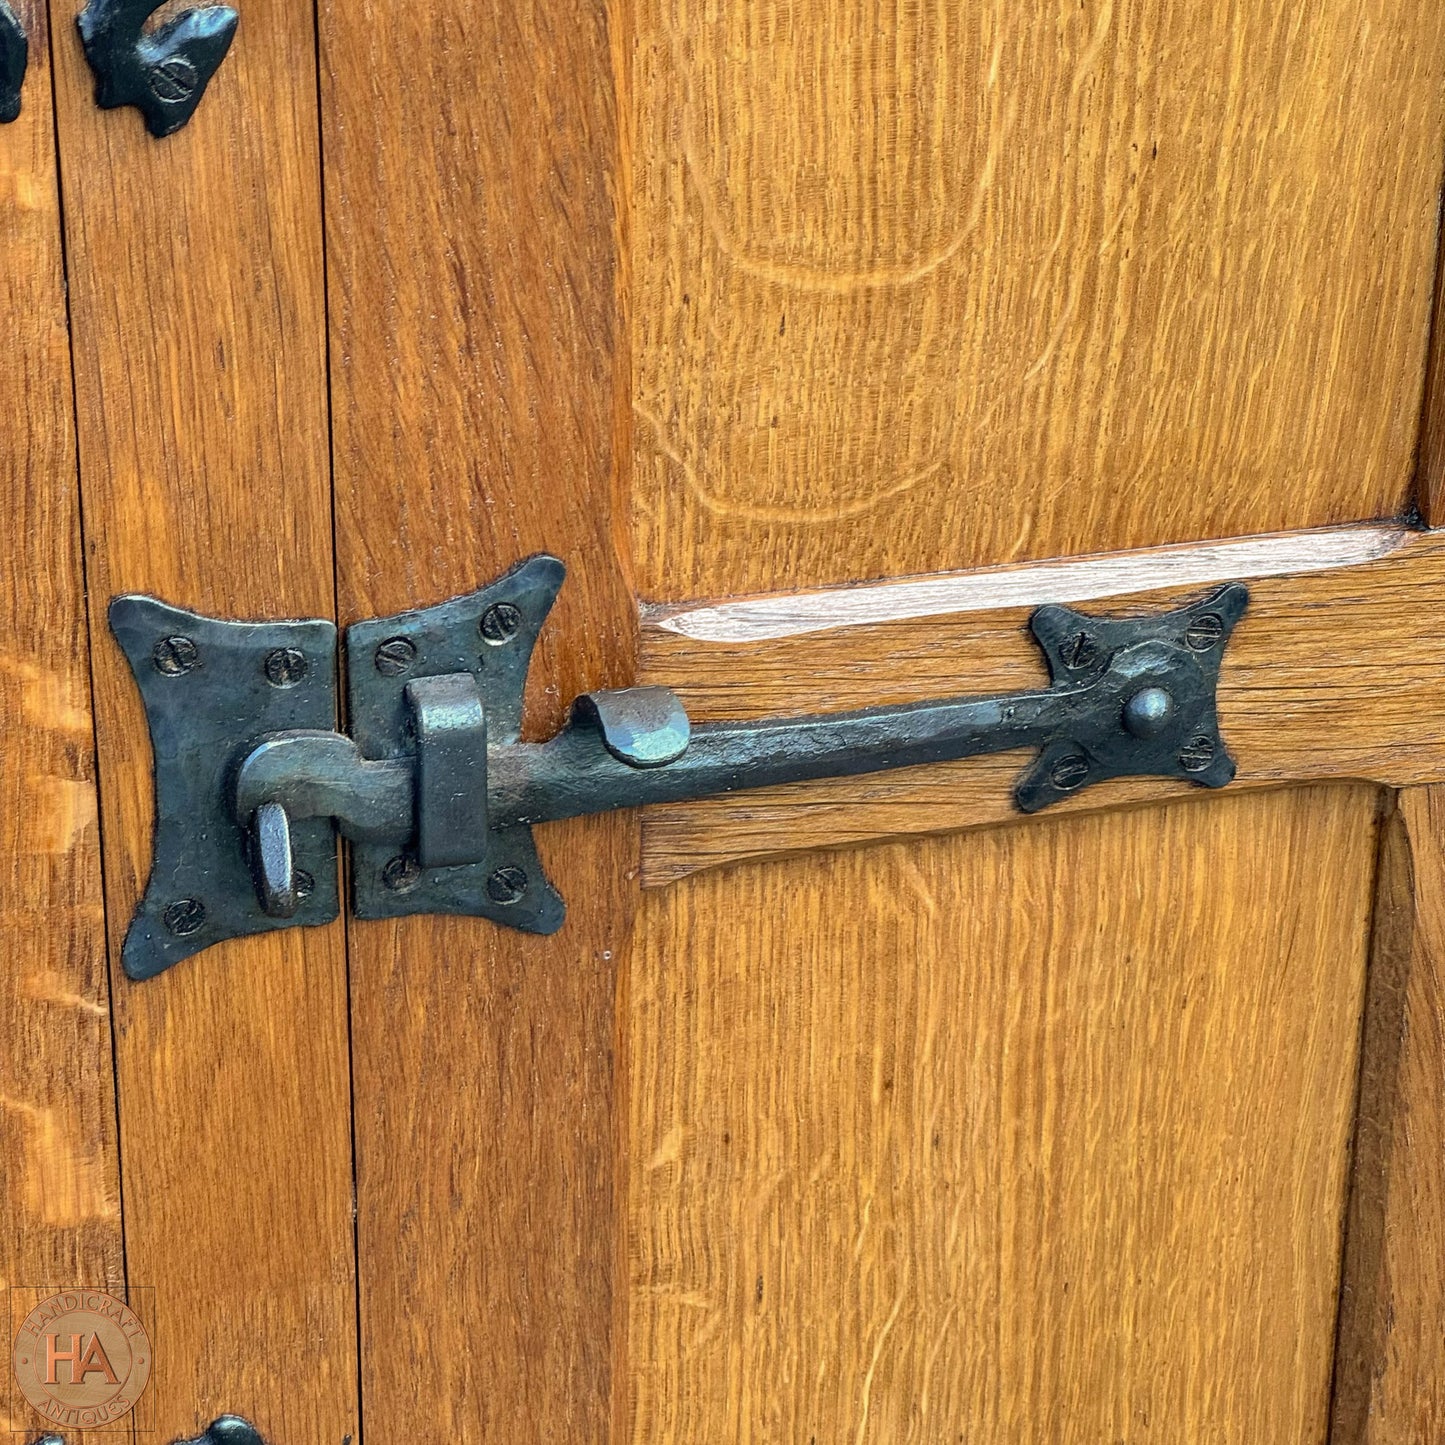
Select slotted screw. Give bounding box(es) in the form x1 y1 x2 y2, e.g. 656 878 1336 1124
1062 631 1098 669
382 855 422 892
1179 735 1216 772
162 897 206 935
480 603 522 645
1049 753 1090 791
1184 613 1225 652
374 637 417 676
153 635 199 676
264 647 308 688
486 865 528 904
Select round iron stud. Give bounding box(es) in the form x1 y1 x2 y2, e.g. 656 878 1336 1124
1122 686 1175 740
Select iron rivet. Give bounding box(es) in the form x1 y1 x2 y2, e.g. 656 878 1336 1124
1184 613 1225 652
1049 753 1090 791
1062 631 1098 669
162 897 205 935
263 647 308 688
153 635 199 676
374 637 417 676
381 855 422 892
480 603 522 645
486 865 528 904
293 869 315 900
1179 735 1216 772
1122 685 1175 740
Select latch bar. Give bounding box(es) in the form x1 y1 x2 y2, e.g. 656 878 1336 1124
110 556 1247 979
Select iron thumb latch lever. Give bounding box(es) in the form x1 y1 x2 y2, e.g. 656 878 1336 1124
109 557 1247 979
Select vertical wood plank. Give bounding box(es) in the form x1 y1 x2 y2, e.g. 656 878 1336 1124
49 0 358 1436
629 787 1379 1444
1416 216 1445 527
1332 786 1445 1441
319 0 635 1438
0 0 123 1436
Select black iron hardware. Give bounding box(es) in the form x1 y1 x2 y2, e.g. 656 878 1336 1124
37 1416 265 1445
110 559 1248 979
0 0 25 123
77 0 236 137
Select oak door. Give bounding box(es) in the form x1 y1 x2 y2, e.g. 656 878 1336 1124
5 0 1445 1441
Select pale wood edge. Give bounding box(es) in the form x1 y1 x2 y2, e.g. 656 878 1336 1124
636 524 1445 886
645 522 1408 643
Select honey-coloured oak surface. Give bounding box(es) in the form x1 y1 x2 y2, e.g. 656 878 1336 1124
1333 785 1445 1442
6 0 1445 1438
628 787 1378 1443
630 0 1445 596
49 0 358 1435
319 0 635 1437
0 5 121 1439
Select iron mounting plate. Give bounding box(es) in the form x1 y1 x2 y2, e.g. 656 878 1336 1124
345 555 567 934
109 595 340 979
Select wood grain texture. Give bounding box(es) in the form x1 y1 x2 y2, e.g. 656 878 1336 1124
318 0 634 1437
627 786 1379 1444
637 525 1445 884
1332 786 1445 1442
50 0 358 1436
630 0 1445 597
1417 190 1445 527
0 2 122 1436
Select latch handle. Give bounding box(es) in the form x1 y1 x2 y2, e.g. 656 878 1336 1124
110 558 1247 979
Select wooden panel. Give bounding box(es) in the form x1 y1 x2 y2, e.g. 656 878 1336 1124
1332 786 1445 1442
638 524 1445 883
0 3 122 1437
318 0 633 1438
1417 203 1445 527
50 0 358 1437
628 786 1378 1443
630 0 1445 597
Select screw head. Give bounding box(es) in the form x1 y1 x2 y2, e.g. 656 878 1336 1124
149 55 199 102
1062 631 1099 670
480 602 522 645
374 637 417 676
1049 753 1091 791
381 855 422 892
264 647 308 688
162 897 206 936
153 635 199 676
1122 685 1175 740
1179 735 1217 772
486 865 528 904
1184 613 1225 652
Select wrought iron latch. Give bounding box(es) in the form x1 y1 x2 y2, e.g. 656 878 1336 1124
110 558 1247 979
